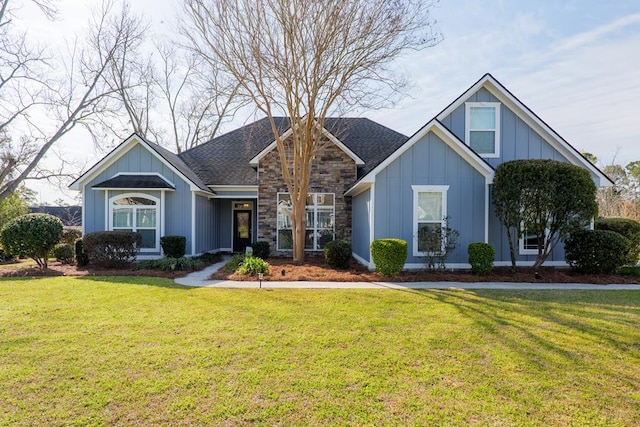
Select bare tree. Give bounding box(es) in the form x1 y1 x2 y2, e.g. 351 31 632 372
0 0 145 203
183 0 440 262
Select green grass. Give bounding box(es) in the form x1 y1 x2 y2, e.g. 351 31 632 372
1 277 639 426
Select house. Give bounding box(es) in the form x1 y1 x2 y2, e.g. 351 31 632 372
29 206 82 227
69 74 613 268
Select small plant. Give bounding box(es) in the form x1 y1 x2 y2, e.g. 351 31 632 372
251 241 271 259
75 238 90 267
564 229 628 274
224 253 246 272
324 239 352 269
417 216 459 270
160 236 187 258
236 256 270 275
83 231 141 268
53 243 75 264
61 227 82 244
467 242 495 275
0 213 63 270
135 257 204 271
370 238 407 276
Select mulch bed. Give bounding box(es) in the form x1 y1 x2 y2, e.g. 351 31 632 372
209 255 640 284
2 256 639 284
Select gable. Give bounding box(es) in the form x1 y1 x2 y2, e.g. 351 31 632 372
436 74 613 187
69 134 211 194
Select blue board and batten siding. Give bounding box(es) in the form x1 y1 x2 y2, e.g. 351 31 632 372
439 87 582 264
351 188 372 262
372 131 486 265
82 141 197 255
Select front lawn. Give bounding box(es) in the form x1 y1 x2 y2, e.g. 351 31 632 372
1 277 639 425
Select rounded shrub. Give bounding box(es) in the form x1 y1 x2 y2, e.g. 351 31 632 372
83 231 141 268
370 238 407 276
0 213 63 269
564 229 628 274
595 217 640 264
75 238 89 267
236 256 270 275
251 241 271 259
467 242 495 275
53 243 75 264
324 239 352 269
160 235 187 258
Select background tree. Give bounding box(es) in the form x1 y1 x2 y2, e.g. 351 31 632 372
493 159 597 272
183 0 440 262
0 0 141 203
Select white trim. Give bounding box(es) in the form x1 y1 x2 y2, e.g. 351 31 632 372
493 260 569 267
465 102 501 158
249 121 365 166
345 120 494 197
411 185 449 257
81 188 86 236
209 185 258 192
403 262 472 270
191 193 196 256
369 183 375 263
436 74 613 187
104 191 108 231
352 251 374 271
94 187 175 191
160 191 166 256
108 192 160 253
484 183 489 243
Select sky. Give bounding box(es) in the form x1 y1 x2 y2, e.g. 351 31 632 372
16 0 640 204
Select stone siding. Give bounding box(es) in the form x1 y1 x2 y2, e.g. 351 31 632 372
257 140 356 255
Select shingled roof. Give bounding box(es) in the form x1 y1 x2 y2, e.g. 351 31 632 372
178 117 408 186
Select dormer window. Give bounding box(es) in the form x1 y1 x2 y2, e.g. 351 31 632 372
465 102 500 158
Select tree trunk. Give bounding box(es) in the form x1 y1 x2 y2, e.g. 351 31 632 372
291 196 307 263
505 227 517 272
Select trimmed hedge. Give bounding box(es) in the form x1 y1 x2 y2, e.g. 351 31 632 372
83 231 141 268
595 217 640 264
53 243 75 264
564 229 628 274
0 213 63 269
135 256 204 272
251 241 271 259
160 235 186 258
324 239 352 269
467 242 495 275
75 238 89 267
371 238 407 276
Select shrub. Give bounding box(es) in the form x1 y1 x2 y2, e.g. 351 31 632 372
418 216 459 270
370 238 407 276
251 241 271 259
135 256 203 272
324 239 352 269
564 229 628 274
61 227 82 244
160 235 187 258
595 217 640 264
467 242 495 275
236 256 270 275
224 253 246 272
53 243 75 264
0 213 63 269
83 231 141 268
75 238 89 267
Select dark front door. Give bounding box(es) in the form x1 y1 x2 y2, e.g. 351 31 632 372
233 210 252 252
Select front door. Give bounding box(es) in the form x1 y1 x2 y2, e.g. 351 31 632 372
233 210 252 252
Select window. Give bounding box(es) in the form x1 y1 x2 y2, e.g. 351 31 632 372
465 102 500 157
277 193 334 251
110 194 159 251
412 185 449 256
519 227 546 255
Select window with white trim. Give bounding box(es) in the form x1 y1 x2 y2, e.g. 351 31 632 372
465 102 501 157
519 226 548 255
110 194 159 251
412 185 449 256
277 193 334 251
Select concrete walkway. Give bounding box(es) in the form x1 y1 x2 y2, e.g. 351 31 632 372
174 259 640 290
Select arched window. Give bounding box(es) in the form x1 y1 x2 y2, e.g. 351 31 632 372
109 194 159 251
